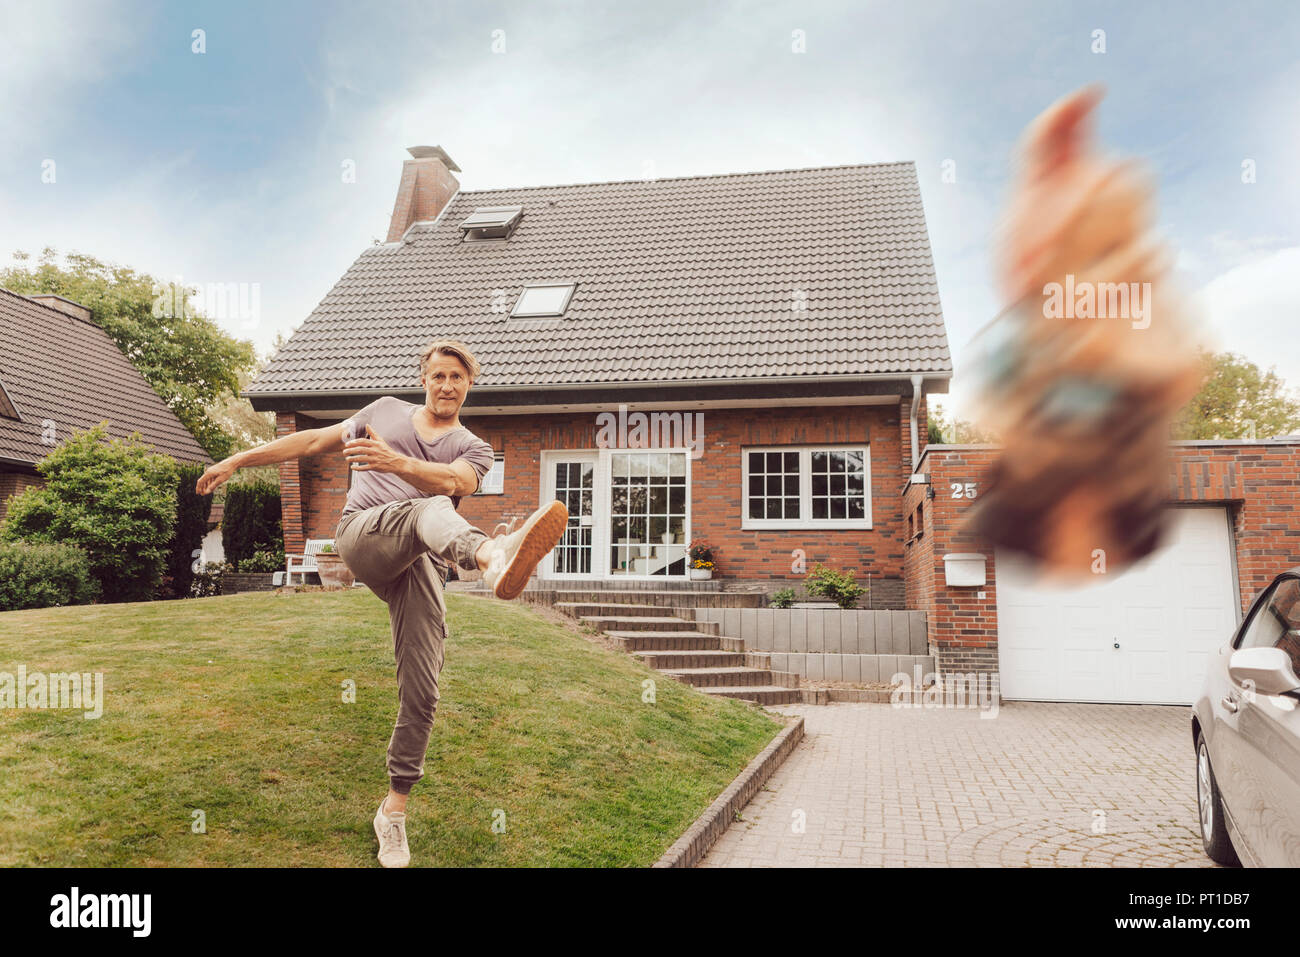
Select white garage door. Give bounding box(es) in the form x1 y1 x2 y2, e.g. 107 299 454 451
996 507 1238 704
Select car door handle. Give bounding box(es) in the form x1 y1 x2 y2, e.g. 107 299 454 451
1220 696 1239 713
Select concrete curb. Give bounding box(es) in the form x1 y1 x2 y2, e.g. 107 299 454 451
652 714 805 868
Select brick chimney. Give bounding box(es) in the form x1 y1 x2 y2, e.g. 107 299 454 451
386 145 461 243
28 294 92 323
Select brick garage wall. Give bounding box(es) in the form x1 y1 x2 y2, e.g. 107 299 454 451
0 469 44 526
282 400 920 586
910 441 1300 678
1172 444 1300 612
906 447 1002 676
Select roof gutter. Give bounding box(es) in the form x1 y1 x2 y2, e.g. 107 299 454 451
0 454 39 470
242 369 953 401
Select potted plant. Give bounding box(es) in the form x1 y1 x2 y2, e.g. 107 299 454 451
688 539 715 580
314 542 355 588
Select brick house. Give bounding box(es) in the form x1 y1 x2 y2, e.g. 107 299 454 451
245 147 953 608
246 147 1300 706
0 289 211 523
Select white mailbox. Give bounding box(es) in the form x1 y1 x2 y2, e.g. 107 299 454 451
943 553 987 587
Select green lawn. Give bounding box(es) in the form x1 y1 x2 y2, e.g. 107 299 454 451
0 589 784 867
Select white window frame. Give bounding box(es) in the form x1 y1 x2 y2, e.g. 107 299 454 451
740 444 872 530
475 452 505 495
511 282 577 318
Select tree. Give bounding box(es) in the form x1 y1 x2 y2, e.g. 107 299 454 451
927 404 1000 445
0 423 178 602
0 248 259 460
1173 351 1300 440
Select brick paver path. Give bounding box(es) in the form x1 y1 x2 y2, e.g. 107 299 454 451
700 701 1214 867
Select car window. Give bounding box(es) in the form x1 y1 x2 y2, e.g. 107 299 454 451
1238 578 1300 674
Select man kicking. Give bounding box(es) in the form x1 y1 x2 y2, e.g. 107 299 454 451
195 339 569 868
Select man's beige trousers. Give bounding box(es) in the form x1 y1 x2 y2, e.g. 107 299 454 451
335 496 489 794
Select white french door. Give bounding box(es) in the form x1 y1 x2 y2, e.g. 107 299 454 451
541 449 691 579
545 453 596 577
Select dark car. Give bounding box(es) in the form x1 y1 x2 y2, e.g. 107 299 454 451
1192 568 1300 866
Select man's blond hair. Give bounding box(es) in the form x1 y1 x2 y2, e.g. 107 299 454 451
419 340 481 382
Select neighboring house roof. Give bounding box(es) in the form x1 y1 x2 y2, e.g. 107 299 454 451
0 288 212 467
247 161 952 399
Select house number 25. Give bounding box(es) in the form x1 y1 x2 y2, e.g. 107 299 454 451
951 482 977 500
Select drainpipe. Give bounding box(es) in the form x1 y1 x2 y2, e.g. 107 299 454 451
909 374 924 470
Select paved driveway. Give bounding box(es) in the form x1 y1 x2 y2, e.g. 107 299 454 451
700 700 1214 867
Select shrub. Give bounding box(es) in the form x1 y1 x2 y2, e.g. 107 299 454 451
238 547 285 573
164 462 214 599
222 478 283 568
0 423 178 602
0 542 100 611
769 587 797 609
804 563 867 609
191 561 231 598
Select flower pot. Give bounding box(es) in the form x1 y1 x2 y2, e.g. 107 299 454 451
314 553 355 588
689 568 713 581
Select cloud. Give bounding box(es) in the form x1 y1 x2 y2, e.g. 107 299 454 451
1194 246 1300 388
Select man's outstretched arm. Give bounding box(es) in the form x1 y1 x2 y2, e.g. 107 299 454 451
196 423 347 495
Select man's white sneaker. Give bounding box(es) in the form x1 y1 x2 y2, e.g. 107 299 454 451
374 800 410 868
481 500 570 600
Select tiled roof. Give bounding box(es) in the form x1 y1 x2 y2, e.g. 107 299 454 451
0 288 211 467
247 161 951 396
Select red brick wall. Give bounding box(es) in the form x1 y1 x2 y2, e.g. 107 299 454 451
1170 445 1300 612
276 412 306 556
909 442 1300 676
0 470 44 526
280 401 915 585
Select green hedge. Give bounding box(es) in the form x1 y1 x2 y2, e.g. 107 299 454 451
0 542 100 611
0 423 178 602
221 478 283 568
163 462 214 599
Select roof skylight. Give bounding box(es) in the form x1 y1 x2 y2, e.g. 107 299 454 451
510 283 577 318
459 206 523 240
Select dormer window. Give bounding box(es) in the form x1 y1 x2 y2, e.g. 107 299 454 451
0 376 20 421
459 206 523 241
511 283 577 318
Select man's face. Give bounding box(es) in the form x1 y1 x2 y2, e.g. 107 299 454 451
420 353 472 419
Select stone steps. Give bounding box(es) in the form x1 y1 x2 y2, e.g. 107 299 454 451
554 593 803 706
704 686 804 705
578 615 705 633
659 666 780 688
605 631 726 652
634 650 749 669
555 602 676 618
525 588 768 609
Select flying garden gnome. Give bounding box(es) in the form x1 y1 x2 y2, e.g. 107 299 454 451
963 86 1206 579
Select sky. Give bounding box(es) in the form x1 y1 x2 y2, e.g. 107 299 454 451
3 0 1297 417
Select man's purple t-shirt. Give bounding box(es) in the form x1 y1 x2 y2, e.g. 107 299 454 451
340 396 495 518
